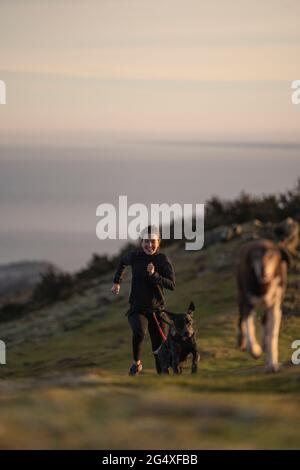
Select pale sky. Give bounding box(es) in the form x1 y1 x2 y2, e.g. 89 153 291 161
1 0 300 146
0 0 300 269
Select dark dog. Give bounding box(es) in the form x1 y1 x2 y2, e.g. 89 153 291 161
156 302 200 374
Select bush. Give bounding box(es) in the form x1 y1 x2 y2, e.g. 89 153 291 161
205 179 300 230
76 254 116 280
32 268 73 303
0 302 27 323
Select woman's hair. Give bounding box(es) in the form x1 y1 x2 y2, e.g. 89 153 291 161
140 225 161 241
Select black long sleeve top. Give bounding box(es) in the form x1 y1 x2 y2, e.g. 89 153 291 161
113 248 175 309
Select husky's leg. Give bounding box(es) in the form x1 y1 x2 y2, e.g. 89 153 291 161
246 310 262 359
264 298 282 373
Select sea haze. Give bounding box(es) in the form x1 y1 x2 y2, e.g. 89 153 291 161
0 142 299 271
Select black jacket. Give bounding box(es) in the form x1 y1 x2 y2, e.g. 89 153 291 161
113 249 175 309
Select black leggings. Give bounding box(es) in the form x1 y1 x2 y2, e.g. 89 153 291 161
128 309 168 371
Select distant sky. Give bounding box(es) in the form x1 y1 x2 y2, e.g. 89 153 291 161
0 1 299 270
0 0 300 146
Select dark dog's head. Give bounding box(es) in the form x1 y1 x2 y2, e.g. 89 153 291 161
169 301 195 340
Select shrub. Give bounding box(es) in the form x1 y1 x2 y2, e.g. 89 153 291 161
32 268 73 303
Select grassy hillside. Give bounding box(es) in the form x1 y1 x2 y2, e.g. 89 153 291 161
0 231 300 449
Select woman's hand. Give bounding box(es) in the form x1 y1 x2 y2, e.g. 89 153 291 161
111 283 120 295
147 263 155 276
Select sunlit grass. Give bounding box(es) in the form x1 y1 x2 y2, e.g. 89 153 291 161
0 237 299 449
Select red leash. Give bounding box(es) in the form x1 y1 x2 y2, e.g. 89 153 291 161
152 311 167 342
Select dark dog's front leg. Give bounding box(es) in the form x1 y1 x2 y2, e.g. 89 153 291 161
191 350 200 374
171 344 182 374
172 359 182 374
157 343 171 374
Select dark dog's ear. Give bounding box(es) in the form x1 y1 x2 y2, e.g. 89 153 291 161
280 247 292 267
187 301 195 314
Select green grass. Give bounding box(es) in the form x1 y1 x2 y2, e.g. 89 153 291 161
0 238 300 449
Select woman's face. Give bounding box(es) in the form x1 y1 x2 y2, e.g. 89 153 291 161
141 237 160 255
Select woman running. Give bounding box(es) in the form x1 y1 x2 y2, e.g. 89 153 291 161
111 225 176 375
